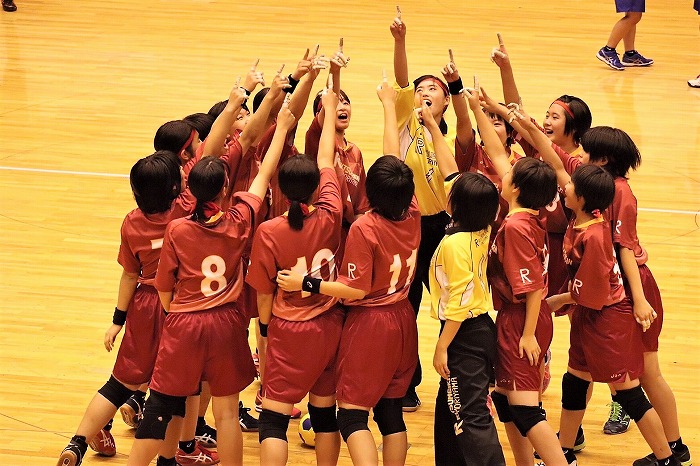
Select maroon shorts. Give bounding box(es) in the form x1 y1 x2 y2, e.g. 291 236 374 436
336 299 418 408
546 232 568 298
112 285 165 386
568 298 644 383
624 264 663 352
149 303 256 397
263 306 344 404
495 300 553 391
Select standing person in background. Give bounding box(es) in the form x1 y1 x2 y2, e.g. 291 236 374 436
689 0 700 87
596 0 654 70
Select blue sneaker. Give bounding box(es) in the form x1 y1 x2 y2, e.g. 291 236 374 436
597 47 624 71
622 51 654 67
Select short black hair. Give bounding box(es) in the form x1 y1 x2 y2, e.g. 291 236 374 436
312 89 350 115
366 156 415 221
188 158 227 221
511 157 557 210
130 150 181 214
553 95 592 145
278 155 321 231
154 120 196 155
208 99 249 119
253 87 270 114
183 113 214 141
581 126 641 178
571 164 616 214
448 173 499 232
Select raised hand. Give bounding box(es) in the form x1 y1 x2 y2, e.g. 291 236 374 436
390 5 406 40
490 32 511 69
441 48 461 84
330 38 350 70
377 69 396 102
243 58 265 92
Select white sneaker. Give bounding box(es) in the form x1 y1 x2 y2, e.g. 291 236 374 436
689 75 700 88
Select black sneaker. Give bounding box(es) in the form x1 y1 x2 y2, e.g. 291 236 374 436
2 0 17 12
239 401 259 432
120 394 145 428
603 401 630 434
195 421 217 449
57 437 87 466
633 445 692 466
402 389 421 413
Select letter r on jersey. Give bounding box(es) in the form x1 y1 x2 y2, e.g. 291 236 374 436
347 263 356 279
519 268 532 284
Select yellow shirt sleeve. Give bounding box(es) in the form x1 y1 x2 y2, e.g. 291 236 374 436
394 82 415 130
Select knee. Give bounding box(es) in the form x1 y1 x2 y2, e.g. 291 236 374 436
98 375 135 409
614 386 652 422
490 391 513 424
308 404 338 433
336 408 370 442
510 405 547 436
258 409 291 443
561 372 590 411
134 391 186 440
373 398 406 436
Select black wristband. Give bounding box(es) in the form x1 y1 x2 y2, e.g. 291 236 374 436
301 275 322 294
239 87 251 97
113 307 127 326
259 322 269 338
447 78 464 95
285 74 300 94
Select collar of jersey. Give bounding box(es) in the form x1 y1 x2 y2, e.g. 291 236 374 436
574 216 604 229
204 211 224 224
507 207 539 217
282 205 317 217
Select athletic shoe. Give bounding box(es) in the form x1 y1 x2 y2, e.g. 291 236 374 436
622 51 654 67
689 76 700 88
176 443 220 465
535 427 585 459
56 441 85 466
239 401 259 432
564 449 579 465
603 401 631 434
120 394 145 428
255 390 301 418
633 444 692 466
542 348 552 393
194 421 217 449
87 428 116 457
402 388 421 412
2 0 17 12
596 47 624 71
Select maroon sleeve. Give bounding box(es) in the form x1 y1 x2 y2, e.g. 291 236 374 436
316 168 343 216
455 130 477 173
353 162 371 215
304 115 322 159
117 218 140 274
337 223 374 294
502 220 546 297
609 182 639 251
245 226 278 295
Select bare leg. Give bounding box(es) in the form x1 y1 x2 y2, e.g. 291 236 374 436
308 393 340 466
640 351 681 442
381 431 408 466
509 389 567 466
180 395 200 443
338 402 377 466
606 12 643 49
259 398 293 466
213 394 242 466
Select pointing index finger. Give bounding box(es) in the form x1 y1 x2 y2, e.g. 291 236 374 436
382 68 388 83
339 37 344 53
251 58 259 71
448 48 454 63
497 32 504 46
396 5 402 19
313 44 320 57
276 63 285 76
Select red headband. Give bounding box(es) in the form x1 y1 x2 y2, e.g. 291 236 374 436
180 129 196 154
416 77 449 97
552 100 575 119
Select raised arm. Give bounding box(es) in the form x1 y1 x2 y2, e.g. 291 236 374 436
377 76 400 156
491 33 521 106
421 100 459 178
248 102 296 200
239 70 290 152
288 48 328 121
442 51 474 151
204 80 247 157
391 7 409 87
317 89 339 170
316 39 349 126
465 86 510 179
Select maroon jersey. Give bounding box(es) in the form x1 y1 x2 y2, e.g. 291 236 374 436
337 198 421 307
246 168 343 321
488 209 549 309
257 122 299 220
304 115 370 225
118 192 196 286
562 217 626 310
154 192 263 313
606 177 648 266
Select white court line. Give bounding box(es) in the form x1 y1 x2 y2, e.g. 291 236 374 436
0 165 698 216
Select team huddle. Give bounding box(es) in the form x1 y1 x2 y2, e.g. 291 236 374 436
56 9 692 466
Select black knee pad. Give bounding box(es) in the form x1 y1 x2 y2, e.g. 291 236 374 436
258 409 290 443
308 404 338 433
614 386 652 423
373 398 406 436
135 391 185 440
97 376 134 409
561 372 590 411
336 408 370 442
490 391 512 423
510 405 547 436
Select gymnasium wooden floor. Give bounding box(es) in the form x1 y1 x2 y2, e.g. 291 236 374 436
0 0 698 464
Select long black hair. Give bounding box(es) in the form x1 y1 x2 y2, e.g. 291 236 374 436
277 155 321 230
130 150 182 214
188 158 227 222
